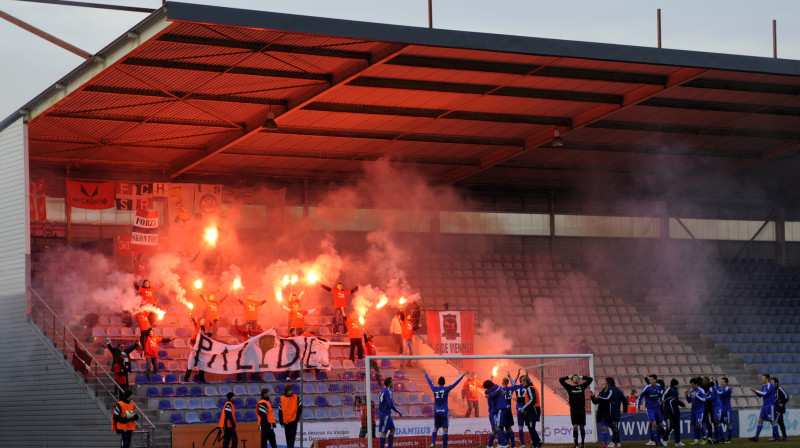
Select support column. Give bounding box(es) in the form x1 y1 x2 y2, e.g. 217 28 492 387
776 208 786 266
548 190 555 258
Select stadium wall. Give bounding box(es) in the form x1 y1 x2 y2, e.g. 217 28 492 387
0 119 116 447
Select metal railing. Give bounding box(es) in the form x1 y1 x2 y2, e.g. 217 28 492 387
28 286 155 447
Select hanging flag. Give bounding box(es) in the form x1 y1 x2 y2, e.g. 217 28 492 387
29 178 47 221
167 183 195 223
115 182 154 211
65 180 115 210
194 184 222 219
131 210 158 254
426 310 475 372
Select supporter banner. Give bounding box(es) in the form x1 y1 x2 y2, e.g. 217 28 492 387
65 179 114 209
425 310 475 372
131 210 158 254
117 235 132 255
187 329 330 374
194 184 222 219
167 183 195 223
29 178 47 220
152 182 169 197
31 221 65 238
115 182 153 210
223 185 287 206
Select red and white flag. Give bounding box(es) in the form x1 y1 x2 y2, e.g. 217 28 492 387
131 210 158 254
29 178 47 220
116 182 153 211
65 180 115 210
426 310 475 372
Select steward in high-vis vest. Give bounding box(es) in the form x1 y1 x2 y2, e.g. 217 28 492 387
257 388 278 448
280 385 302 448
112 390 139 448
520 375 542 448
219 392 238 448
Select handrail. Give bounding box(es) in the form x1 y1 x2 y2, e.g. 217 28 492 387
28 286 156 446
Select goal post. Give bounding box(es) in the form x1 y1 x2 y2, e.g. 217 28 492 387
363 353 595 448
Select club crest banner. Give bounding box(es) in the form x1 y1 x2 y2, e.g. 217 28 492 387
65 180 115 210
426 310 475 372
187 329 330 374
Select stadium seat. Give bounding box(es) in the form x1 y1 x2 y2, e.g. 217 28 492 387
406 382 420 392
274 384 285 395
315 396 330 407
202 398 216 409
190 386 204 397
328 395 342 406
170 413 185 425
233 398 244 409
146 387 160 398
158 399 174 410
244 410 258 422
219 385 232 396
164 374 178 384
342 383 354 393
188 399 202 410
200 411 215 423
328 408 342 419
314 409 328 419
317 372 329 381
315 383 329 393
150 374 163 384
342 407 356 419
173 399 188 410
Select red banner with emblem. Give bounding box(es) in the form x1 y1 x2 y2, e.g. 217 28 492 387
426 310 475 372
65 180 115 209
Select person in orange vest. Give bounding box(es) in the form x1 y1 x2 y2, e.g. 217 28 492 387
321 282 359 335
112 389 139 448
219 391 238 448
399 315 415 368
140 328 174 382
238 293 266 329
282 301 316 336
347 310 365 362
106 338 139 399
364 332 382 385
279 384 302 448
519 374 542 448
461 374 480 417
234 319 260 342
257 388 278 448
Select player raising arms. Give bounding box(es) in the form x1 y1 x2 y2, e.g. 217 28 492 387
423 367 467 448
638 374 665 446
559 374 593 448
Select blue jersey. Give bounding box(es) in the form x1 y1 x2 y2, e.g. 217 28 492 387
425 373 464 414
686 388 707 414
503 384 523 408
486 384 508 411
706 385 722 410
379 387 400 415
637 383 663 411
756 382 777 406
716 386 732 412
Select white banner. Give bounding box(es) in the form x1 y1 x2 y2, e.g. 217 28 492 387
187 329 330 374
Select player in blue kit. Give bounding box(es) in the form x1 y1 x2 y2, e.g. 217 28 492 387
715 377 733 444
685 377 708 445
483 380 499 448
638 374 665 446
423 368 467 448
749 373 779 442
485 379 512 448
704 378 723 444
379 377 403 448
518 374 543 448
501 373 524 448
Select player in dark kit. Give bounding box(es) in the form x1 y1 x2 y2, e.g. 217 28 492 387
559 374 593 448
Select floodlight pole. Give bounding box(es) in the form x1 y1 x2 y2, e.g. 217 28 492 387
657 9 662 48
428 0 433 28
773 20 777 58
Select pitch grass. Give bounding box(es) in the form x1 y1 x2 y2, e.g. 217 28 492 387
531 441 786 448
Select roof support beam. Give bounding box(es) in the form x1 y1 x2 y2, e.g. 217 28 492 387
168 42 409 178
123 57 332 82
641 97 800 116
47 111 241 128
441 67 708 184
83 85 286 106
554 141 762 159
156 34 373 61
254 126 522 147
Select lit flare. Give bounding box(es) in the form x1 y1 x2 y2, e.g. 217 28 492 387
358 315 365 325
232 275 242 290
492 365 499 377
306 270 320 284
376 295 388 309
193 279 203 289
203 226 218 246
398 297 407 305
281 275 290 287
275 287 283 302
290 275 298 285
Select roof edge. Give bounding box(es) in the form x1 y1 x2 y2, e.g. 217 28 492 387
167 1 800 77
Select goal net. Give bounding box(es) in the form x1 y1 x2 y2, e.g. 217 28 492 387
350 354 596 448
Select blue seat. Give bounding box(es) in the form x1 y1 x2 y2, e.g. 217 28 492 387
409 406 422 417
161 387 176 397
190 386 204 397
304 409 315 420
188 399 202 409
202 398 216 409
158 399 174 410
173 399 188 410
276 372 288 382
134 374 149 384
146 387 160 398
408 394 420 404
315 395 329 407
219 385 232 396
422 406 434 417
304 383 316 394
421 394 432 404
200 411 215 423
304 372 317 382
355 359 366 369
170 413 185 424
205 386 219 396
380 359 394 369
315 383 329 393
328 408 342 419
234 385 247 396
395 394 407 404
150 374 163 384
274 384 285 395
341 395 354 406
176 386 189 397
244 410 258 422
303 395 314 407
393 370 406 380
245 398 258 409
233 398 245 409
314 409 328 419
328 384 340 393
164 374 178 384
262 372 276 382
185 412 201 424
217 398 227 409
342 407 356 418
327 395 342 406
342 383 354 393
247 384 261 395
158 349 169 359
316 371 329 381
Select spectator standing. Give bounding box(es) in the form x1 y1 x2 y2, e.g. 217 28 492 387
238 293 266 329
219 392 238 448
184 316 214 382
355 395 376 438
347 311 365 362
105 338 139 399
112 390 139 448
140 328 173 382
390 311 404 354
321 282 358 335
282 301 316 336
627 390 638 414
234 319 260 342
404 300 421 331
364 333 382 385
280 385 302 448
257 388 277 448
202 292 227 326
399 315 414 368
461 374 480 418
